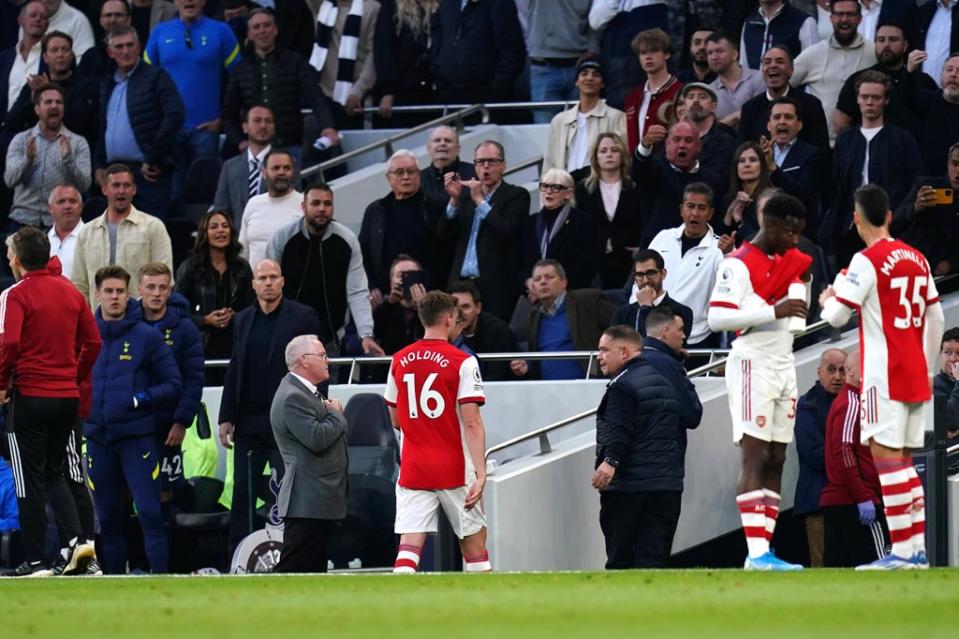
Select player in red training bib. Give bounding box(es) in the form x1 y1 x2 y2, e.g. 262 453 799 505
383 291 491 573
821 184 944 570
707 190 811 571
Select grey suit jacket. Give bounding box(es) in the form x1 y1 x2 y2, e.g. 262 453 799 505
270 374 349 520
213 153 262 229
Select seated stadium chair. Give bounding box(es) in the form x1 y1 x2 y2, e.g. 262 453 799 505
171 476 231 573
327 393 400 568
82 196 107 222
175 157 222 222
602 288 628 307
165 218 198 269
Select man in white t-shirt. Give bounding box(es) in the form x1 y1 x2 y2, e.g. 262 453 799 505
821 184 944 570
46 184 83 279
239 149 302 267
384 291 490 574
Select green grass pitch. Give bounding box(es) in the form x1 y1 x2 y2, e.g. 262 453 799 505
2 570 958 638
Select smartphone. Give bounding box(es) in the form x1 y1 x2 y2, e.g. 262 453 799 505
932 188 954 205
402 270 431 299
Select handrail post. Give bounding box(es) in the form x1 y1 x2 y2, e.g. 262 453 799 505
537 432 552 455
383 139 394 159
481 106 490 124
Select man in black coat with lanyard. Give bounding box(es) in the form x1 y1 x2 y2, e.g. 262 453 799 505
592 325 685 569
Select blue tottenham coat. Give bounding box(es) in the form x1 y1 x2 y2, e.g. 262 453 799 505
84 300 182 444
794 381 836 516
142 293 204 430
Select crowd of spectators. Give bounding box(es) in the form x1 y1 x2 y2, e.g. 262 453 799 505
3 0 959 574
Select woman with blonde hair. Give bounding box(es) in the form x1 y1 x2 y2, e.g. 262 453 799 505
574 132 643 288
519 168 598 290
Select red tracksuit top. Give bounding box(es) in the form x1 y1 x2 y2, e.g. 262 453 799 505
0 258 101 398
819 382 882 507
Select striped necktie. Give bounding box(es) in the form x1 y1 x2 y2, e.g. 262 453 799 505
248 157 260 197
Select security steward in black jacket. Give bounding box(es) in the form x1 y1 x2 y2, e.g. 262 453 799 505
592 325 684 569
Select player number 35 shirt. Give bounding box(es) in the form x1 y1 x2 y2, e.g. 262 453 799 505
384 339 485 490
833 238 939 403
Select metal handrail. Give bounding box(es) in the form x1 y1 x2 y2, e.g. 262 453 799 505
300 100 578 117
300 104 488 180
504 156 545 177
485 408 597 460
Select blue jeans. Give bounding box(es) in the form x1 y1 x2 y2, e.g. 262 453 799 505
173 128 220 199
530 63 580 124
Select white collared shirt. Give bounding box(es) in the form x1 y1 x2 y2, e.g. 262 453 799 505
8 40 40 109
925 0 957 86
48 220 85 280
291 372 318 396
857 0 883 42
247 145 271 195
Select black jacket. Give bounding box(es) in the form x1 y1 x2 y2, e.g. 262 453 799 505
769 139 829 236
174 255 255 349
421 158 475 197
699 122 738 182
934 371 959 434
438 180 528 321
835 64 937 142
631 150 725 249
222 47 334 148
77 43 115 80
373 0 432 98
642 336 702 454
96 61 185 168
896 175 959 272
430 0 526 96
611 293 694 343
824 123 920 248
595 355 684 493
218 299 321 434
5 72 100 143
518 205 598 291
905 85 959 177
359 189 448 294
739 89 830 152
461 310 516 382
574 179 644 290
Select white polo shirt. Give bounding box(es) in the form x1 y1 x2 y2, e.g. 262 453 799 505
48 220 85 281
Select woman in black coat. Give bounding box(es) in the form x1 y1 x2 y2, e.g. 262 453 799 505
518 168 598 291
175 211 255 379
574 132 643 289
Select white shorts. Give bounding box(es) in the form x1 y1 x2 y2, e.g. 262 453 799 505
860 386 930 450
725 353 798 444
394 476 486 539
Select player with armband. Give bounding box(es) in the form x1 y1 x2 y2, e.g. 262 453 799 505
384 291 491 574
820 184 944 570
707 191 812 570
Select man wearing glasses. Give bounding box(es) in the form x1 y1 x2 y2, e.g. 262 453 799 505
359 149 446 307
647 182 725 350
439 140 529 322
611 248 693 345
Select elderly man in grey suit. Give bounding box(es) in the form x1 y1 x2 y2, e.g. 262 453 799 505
270 334 349 573
212 105 275 228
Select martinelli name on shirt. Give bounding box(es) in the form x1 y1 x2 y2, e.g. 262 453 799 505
880 248 927 277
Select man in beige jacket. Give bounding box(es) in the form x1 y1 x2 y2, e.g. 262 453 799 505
71 164 173 307
543 56 627 177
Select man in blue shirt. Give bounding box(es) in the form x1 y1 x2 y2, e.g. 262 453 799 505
145 0 241 196
97 25 184 220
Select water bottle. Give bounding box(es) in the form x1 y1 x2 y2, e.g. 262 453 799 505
787 281 806 335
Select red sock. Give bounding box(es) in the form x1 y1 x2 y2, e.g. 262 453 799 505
393 543 421 574
464 552 491 572
762 489 781 543
875 458 913 558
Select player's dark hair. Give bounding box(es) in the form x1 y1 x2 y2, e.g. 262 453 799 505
9 227 51 271
942 327 959 347
632 248 665 270
95 265 131 289
645 306 681 335
769 95 803 121
683 181 714 204
449 280 482 305
417 290 457 328
602 324 643 348
853 184 889 227
762 192 806 222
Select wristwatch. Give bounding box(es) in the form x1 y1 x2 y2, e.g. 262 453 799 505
603 457 619 469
